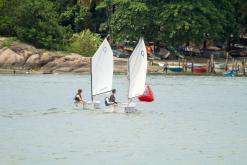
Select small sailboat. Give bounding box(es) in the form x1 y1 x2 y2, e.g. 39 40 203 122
84 38 113 109
124 38 149 112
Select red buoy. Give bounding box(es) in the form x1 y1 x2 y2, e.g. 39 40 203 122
138 85 154 102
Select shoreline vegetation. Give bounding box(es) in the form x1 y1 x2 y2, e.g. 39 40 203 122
0 37 246 76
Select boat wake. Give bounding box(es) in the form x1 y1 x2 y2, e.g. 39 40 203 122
0 108 69 118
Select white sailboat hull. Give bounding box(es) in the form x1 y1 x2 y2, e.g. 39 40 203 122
124 102 137 113
75 102 138 113
83 101 101 110
103 103 137 113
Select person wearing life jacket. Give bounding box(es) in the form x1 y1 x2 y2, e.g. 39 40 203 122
105 89 117 106
74 89 85 106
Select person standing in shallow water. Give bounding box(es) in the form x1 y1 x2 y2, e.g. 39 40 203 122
163 61 168 74
74 89 85 107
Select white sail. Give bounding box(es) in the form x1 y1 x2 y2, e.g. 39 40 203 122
128 38 147 99
92 38 113 96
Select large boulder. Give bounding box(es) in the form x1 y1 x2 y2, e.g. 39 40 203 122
25 52 56 68
10 42 39 54
0 47 8 54
19 50 34 61
43 54 90 70
0 48 25 68
39 53 57 67
10 44 36 62
25 54 41 68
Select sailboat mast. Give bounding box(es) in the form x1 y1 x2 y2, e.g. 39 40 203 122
90 58 93 102
127 57 130 100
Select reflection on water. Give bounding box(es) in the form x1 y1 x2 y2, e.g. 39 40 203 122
0 74 247 165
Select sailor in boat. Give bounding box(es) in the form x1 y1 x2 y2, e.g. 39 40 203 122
74 89 86 107
105 89 118 106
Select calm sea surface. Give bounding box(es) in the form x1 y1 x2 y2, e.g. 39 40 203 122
0 74 247 165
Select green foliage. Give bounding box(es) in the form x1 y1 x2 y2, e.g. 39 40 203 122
54 0 77 11
0 37 16 48
98 0 149 42
60 5 91 32
158 1 225 45
0 0 246 50
66 29 102 56
0 16 16 36
0 0 21 36
14 0 71 50
210 0 239 39
236 0 247 33
98 0 244 45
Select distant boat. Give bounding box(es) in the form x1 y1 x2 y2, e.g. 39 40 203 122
167 66 183 72
192 67 207 73
157 63 183 72
223 70 237 77
187 63 204 68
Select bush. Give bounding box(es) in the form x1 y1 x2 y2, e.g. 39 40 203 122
0 37 16 48
0 0 21 36
66 29 102 56
15 0 71 50
60 5 91 32
0 16 16 36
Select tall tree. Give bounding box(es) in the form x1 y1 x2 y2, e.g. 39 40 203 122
60 5 91 32
0 0 21 36
98 0 149 41
157 0 225 45
15 0 71 49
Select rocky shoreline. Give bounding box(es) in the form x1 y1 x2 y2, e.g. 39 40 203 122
1 41 245 76
0 41 161 74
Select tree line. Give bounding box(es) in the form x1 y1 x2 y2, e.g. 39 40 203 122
0 0 246 52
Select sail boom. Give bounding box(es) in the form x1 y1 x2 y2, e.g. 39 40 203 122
92 90 112 96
